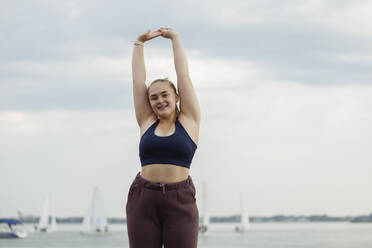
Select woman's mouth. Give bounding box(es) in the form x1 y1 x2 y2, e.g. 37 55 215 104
157 104 168 110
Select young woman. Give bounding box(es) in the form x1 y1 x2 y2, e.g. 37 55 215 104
126 28 201 248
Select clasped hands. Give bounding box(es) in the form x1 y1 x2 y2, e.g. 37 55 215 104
136 27 178 43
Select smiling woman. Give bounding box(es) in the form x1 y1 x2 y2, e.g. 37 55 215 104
125 28 201 248
148 78 180 119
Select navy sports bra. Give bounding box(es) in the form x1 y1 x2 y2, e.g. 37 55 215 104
139 117 197 168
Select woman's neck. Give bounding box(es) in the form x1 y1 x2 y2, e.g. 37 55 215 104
158 112 177 124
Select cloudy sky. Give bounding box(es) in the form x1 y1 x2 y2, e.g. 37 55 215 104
1 0 372 218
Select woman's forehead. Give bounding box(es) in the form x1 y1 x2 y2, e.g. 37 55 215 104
148 82 172 95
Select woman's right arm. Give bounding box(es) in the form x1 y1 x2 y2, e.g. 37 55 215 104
132 30 161 127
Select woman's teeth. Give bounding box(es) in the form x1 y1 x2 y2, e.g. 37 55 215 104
158 105 168 110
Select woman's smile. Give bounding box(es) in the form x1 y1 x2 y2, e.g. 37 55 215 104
157 104 168 110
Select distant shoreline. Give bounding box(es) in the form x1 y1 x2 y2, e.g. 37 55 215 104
4 214 372 224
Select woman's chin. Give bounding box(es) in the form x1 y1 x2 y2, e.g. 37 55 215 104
157 111 174 119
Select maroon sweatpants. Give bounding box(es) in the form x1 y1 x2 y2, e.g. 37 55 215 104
126 171 199 248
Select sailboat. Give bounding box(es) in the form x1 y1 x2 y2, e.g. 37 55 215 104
81 187 110 236
198 180 209 234
36 196 57 233
0 219 28 239
234 191 249 232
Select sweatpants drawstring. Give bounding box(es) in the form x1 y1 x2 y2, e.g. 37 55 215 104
158 182 166 195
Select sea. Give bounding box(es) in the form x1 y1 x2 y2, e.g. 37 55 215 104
1 222 372 248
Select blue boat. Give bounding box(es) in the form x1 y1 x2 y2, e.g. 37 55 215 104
0 219 28 238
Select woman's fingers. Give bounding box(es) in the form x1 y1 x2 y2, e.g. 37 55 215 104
137 29 162 42
137 28 174 42
157 27 176 39
149 30 162 39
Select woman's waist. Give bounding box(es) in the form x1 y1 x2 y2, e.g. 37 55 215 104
140 163 189 183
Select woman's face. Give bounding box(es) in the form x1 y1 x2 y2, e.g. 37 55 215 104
148 82 178 118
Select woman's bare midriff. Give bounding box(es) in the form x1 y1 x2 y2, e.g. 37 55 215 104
140 164 189 183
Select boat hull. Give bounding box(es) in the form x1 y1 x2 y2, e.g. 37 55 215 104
0 231 28 239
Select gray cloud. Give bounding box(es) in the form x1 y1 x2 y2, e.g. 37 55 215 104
1 1 371 81
1 0 372 112
0 81 132 111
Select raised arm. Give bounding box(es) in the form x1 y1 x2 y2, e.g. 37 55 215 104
132 29 161 127
159 28 201 123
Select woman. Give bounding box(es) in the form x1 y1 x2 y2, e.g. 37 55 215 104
126 27 201 248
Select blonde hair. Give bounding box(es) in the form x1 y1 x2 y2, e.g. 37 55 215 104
148 77 180 116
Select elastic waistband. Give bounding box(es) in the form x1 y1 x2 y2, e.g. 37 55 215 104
133 171 193 192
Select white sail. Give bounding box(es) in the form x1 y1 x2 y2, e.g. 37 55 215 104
198 180 209 234
241 211 249 228
203 212 210 226
201 180 210 226
37 195 57 232
81 187 109 235
235 191 249 232
241 193 249 228
82 196 93 231
37 197 49 230
50 214 57 232
242 209 249 227
49 196 57 232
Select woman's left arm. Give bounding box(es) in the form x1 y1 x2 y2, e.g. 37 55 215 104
171 32 201 123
